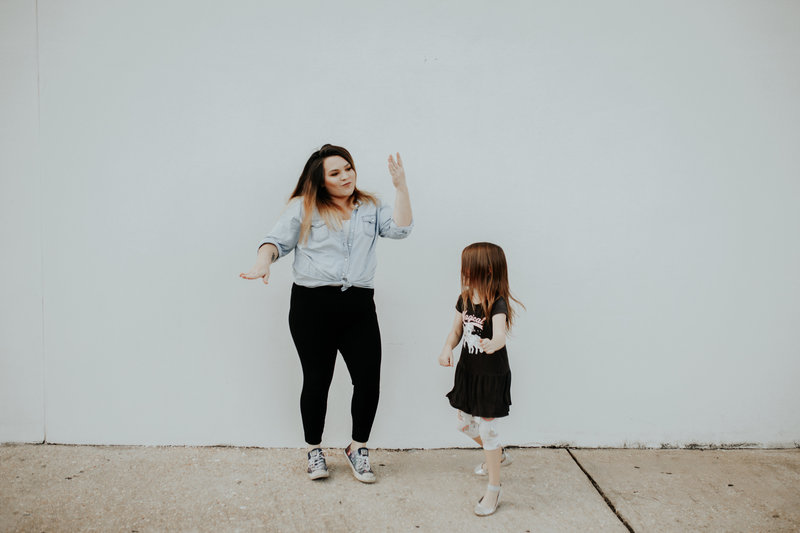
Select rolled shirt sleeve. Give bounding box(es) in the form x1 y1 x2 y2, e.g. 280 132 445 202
377 202 413 239
259 199 302 259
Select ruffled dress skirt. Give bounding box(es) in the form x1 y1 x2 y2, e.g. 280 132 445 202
446 349 512 418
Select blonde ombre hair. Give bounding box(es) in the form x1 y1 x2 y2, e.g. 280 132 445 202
459 242 524 330
289 144 377 244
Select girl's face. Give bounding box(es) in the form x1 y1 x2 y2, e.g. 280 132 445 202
323 155 356 199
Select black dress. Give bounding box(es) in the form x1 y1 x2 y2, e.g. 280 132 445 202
446 296 512 418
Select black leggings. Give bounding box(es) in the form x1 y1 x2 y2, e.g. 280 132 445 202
288 284 382 445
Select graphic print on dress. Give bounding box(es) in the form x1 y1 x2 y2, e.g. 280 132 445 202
462 312 486 354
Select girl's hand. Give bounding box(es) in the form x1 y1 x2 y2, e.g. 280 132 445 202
239 263 271 285
387 152 407 190
438 348 453 367
479 337 505 354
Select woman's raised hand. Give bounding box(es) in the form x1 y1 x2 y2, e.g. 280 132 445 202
388 153 407 190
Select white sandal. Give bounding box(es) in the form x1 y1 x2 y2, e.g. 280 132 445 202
474 484 502 516
474 448 512 475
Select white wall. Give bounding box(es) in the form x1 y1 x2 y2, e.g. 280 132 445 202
3 0 799 447
0 0 44 443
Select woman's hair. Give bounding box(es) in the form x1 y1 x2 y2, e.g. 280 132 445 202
460 242 524 330
290 144 377 243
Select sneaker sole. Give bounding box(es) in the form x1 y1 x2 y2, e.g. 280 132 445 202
308 469 329 480
344 450 376 484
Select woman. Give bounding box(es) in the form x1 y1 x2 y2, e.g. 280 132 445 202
240 144 413 483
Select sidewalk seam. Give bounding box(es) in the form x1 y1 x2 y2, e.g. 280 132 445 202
566 448 635 533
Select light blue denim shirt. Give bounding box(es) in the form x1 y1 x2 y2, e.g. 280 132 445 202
259 198 413 290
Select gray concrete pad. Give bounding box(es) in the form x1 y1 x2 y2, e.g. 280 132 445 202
1 444 625 532
571 449 800 532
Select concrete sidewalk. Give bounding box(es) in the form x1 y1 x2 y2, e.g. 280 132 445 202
1 445 798 532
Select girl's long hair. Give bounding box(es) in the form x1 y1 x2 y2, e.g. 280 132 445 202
459 242 524 330
290 144 377 243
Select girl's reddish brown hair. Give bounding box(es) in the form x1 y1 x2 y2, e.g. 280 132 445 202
290 144 377 243
460 242 524 329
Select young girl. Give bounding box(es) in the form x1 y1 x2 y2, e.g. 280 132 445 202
438 242 522 516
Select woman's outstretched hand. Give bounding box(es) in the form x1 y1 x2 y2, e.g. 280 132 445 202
240 244 277 285
388 153 407 190
239 264 271 284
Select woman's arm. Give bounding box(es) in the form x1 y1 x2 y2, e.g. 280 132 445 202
479 314 507 354
240 200 302 285
239 243 278 284
388 153 412 227
438 311 464 367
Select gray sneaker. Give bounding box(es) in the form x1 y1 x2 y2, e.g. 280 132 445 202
307 448 329 480
344 445 376 483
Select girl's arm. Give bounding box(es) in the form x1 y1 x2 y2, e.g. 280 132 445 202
438 311 463 367
479 314 507 354
388 153 412 226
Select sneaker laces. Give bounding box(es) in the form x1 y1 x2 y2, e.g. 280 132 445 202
355 450 371 473
309 449 326 470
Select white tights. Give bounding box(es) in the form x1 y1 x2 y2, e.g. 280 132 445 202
456 410 501 451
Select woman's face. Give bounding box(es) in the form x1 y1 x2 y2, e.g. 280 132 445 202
323 155 356 199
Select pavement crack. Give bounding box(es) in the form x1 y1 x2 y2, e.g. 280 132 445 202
566 448 635 533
